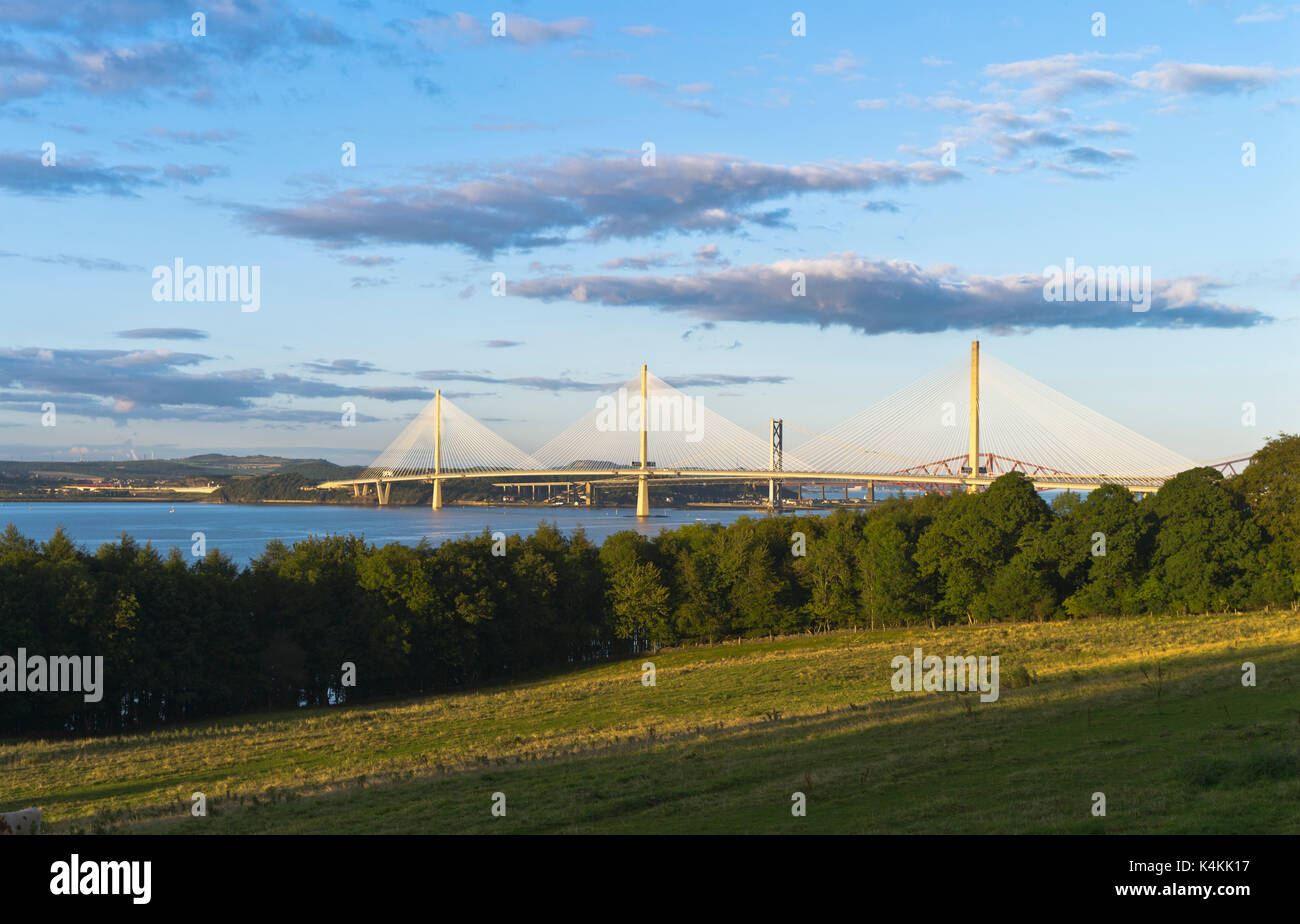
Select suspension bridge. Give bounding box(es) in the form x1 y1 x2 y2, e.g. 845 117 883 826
318 342 1249 514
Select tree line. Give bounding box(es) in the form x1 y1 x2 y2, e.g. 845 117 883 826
2 434 1296 737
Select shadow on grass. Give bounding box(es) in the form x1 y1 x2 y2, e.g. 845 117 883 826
111 639 1300 835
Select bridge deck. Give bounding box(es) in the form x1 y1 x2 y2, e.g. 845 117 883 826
319 467 1174 493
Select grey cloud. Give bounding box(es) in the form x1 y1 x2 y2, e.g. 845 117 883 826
415 369 786 392
413 76 442 97
603 251 677 270
1235 7 1290 24
33 254 141 271
1046 162 1111 180
162 163 229 184
915 98 1083 165
413 370 614 392
145 127 243 145
0 1 356 105
664 372 784 387
667 98 721 118
0 151 228 196
357 385 433 402
0 151 152 196
300 359 382 375
0 347 430 422
616 72 722 117
238 152 963 257
1261 96 1300 111
0 2 204 35
337 254 397 266
813 51 867 80
986 53 1295 104
473 121 544 132
694 243 726 264
408 12 590 47
984 53 1132 103
0 391 383 426
1075 121 1130 137
1065 145 1136 165
0 71 49 101
992 129 1071 159
499 14 590 45
115 328 209 340
616 73 668 92
427 12 586 45
509 253 1272 335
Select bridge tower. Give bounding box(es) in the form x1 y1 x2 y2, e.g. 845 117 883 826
967 340 980 494
769 417 783 509
636 364 650 517
431 389 443 509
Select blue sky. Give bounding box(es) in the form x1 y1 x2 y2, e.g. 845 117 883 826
1 0 1296 466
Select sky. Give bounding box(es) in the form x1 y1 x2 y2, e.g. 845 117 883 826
1 0 1296 467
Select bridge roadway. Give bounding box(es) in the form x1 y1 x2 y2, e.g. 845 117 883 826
319 466 1175 501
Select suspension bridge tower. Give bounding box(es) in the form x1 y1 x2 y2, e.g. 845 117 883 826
769 417 783 509
967 340 980 494
636 364 650 517
431 389 443 509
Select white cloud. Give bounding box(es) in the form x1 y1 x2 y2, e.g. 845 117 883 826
1131 62 1297 95
813 51 866 80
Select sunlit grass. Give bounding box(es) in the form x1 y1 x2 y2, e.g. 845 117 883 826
4 611 1297 833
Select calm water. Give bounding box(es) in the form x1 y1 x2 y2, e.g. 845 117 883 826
0 502 839 564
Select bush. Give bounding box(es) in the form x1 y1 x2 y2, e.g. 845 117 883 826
1175 746 1299 788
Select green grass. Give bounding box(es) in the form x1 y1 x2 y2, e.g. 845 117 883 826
5 611 1299 833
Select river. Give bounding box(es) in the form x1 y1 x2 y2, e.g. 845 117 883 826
0 501 843 564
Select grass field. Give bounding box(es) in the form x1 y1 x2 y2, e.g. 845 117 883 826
5 611 1299 834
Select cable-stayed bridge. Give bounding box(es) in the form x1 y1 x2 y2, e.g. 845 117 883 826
318 342 1249 514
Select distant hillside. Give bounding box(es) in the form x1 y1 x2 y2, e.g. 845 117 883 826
0 454 364 483
273 459 367 481
213 471 346 503
0 454 366 501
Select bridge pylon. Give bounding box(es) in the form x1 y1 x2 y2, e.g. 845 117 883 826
431 389 443 510
966 340 980 494
768 417 783 509
636 364 650 516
